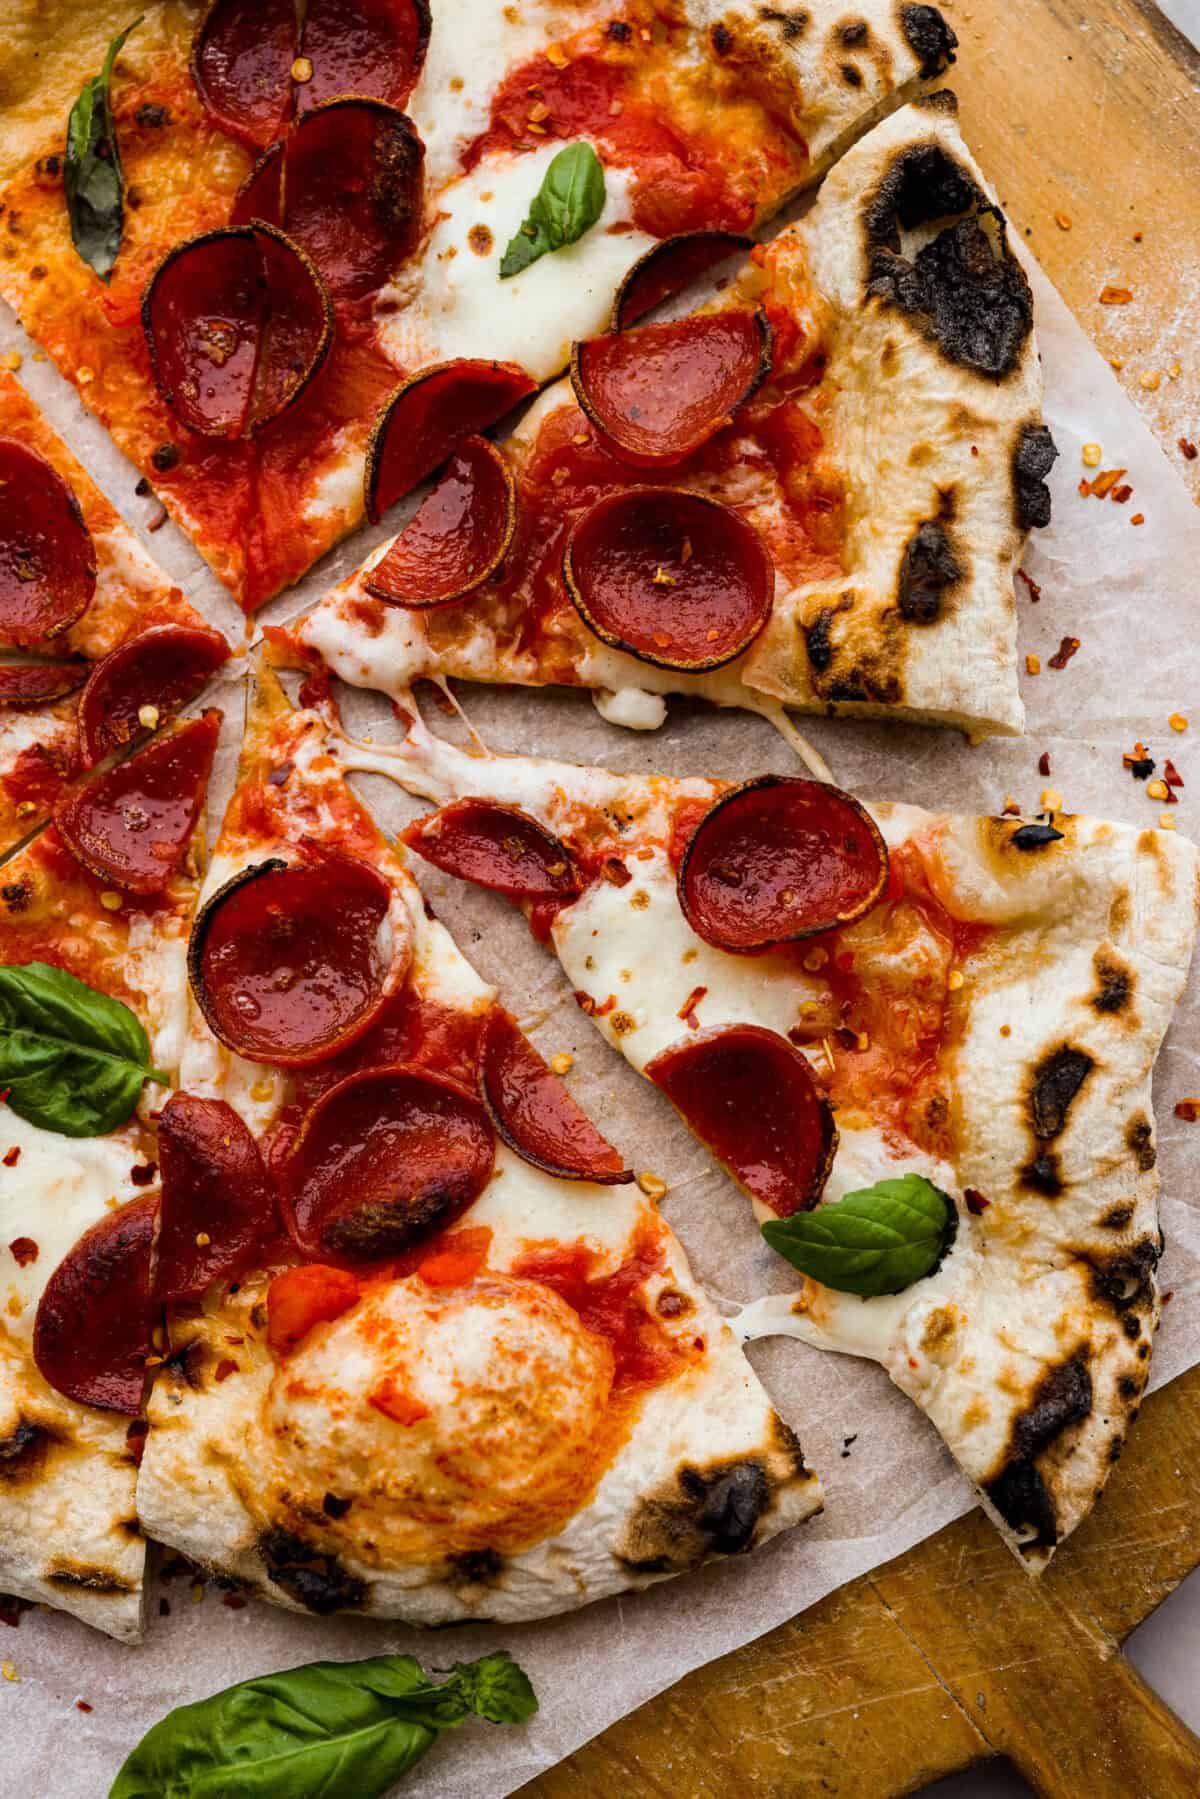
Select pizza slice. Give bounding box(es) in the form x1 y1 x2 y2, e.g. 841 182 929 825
0 708 220 1639
133 659 821 1625
291 94 1053 740
0 371 230 850
354 708 1198 1570
0 0 956 611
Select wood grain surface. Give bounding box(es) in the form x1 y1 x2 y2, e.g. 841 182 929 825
524 2 1200 1793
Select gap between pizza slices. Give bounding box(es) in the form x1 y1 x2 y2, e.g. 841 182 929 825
0 0 957 613
339 701 1200 1571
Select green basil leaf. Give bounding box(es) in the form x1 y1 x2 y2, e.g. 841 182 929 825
499 141 606 279
761 1173 958 1298
109 1650 537 1798
64 16 142 282
0 961 167 1138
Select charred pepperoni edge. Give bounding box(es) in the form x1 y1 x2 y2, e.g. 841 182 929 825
141 223 335 440
298 0 432 113
562 486 775 674
611 231 753 331
155 1091 279 1302
364 435 517 609
401 798 581 902
677 776 890 952
190 0 300 150
363 359 537 523
645 1023 838 1217
0 440 98 647
480 1006 633 1184
33 1193 157 1415
186 850 402 1067
569 308 773 466
77 622 231 768
0 661 89 707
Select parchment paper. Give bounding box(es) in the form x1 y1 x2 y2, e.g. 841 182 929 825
0 251 1197 1799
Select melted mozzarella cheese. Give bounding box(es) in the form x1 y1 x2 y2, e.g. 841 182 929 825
301 584 433 698
376 147 656 381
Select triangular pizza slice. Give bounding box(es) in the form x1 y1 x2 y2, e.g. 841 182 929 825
0 372 230 851
133 660 821 1625
354 708 1198 1570
290 95 1053 739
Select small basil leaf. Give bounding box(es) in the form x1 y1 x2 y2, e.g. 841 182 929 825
762 1173 958 1298
499 141 606 279
109 1650 537 1798
64 16 142 282
0 962 167 1138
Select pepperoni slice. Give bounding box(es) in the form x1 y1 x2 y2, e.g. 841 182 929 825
78 623 230 768
299 0 431 113
281 1065 495 1263
364 359 537 523
0 441 97 648
646 1025 837 1217
364 437 516 609
191 0 299 149
480 1008 633 1184
0 661 88 707
402 799 580 903
188 847 409 1066
142 224 333 439
564 488 773 673
33 1194 157 1414
678 777 889 953
54 709 220 895
232 100 424 304
155 1092 279 1303
570 309 771 466
612 231 752 331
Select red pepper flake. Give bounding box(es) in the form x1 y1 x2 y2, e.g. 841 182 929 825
1080 467 1126 498
1016 568 1042 603
601 857 632 887
1124 742 1155 778
964 1187 991 1215
0 1597 31 1629
125 1418 148 1464
214 1358 238 1382
1130 512 1145 526
1164 759 1184 790
1037 751 1052 777
1099 285 1133 304
677 984 708 1029
1175 1098 1200 1122
130 1161 157 1186
221 1592 247 1610
573 990 595 1015
2 1148 18 1168
75 1700 93 1713
1111 484 1132 504
1179 438 1197 460
1048 636 1081 670
593 994 616 1017
8 1237 37 1267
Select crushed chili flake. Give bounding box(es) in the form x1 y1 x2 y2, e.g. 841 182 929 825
1001 795 1022 816
1099 285 1133 304
1038 751 1052 777
75 1700 93 1713
1164 759 1184 789
573 990 596 1015
0 1597 31 1629
1123 743 1155 779
1080 467 1127 498
593 994 616 1017
1 1148 18 1168
1111 484 1133 504
1016 568 1042 603
964 1187 991 1215
130 1162 157 1186
214 1358 239 1382
1179 438 1198 461
1048 636 1081 670
601 857 632 887
8 1238 37 1267
1130 512 1145 526
677 984 708 1029
1175 1098 1200 1122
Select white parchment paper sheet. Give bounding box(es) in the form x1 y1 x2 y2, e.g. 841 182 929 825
0 251 1197 1798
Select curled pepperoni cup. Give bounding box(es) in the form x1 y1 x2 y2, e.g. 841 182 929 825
298 0 432 114
402 798 580 903
481 1009 633 1185
55 709 221 895
0 661 88 707
33 1194 157 1414
678 776 889 953
646 1024 837 1218
191 0 299 149
142 223 334 439
156 1092 279 1303
564 488 774 673
612 231 753 331
365 437 516 609
188 848 409 1067
78 622 230 768
0 441 97 648
281 1064 496 1263
570 309 772 467
364 359 537 523
232 100 425 303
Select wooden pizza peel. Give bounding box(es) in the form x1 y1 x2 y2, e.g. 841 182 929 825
524 2 1200 1791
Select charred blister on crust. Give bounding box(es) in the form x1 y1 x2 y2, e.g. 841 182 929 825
1086 1236 1161 1317
1126 1113 1156 1173
161 1337 207 1391
1029 1044 1095 1139
449 1547 505 1586
0 1419 52 1484
1012 421 1058 530
1091 948 1134 1016
864 140 1033 379
756 7 811 42
899 5 958 75
258 1528 368 1614
1100 1202 1135 1231
897 494 964 623
985 1347 1092 1550
44 1560 134 1594
1019 1150 1063 1198
801 598 904 705
617 1422 812 1574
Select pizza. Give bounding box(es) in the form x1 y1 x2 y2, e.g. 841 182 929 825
355 707 1199 1568
130 657 821 1625
0 370 230 852
0 0 956 612
289 93 1054 741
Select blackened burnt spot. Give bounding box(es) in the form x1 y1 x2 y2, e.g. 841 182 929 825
618 1457 772 1573
1091 949 1133 1015
135 102 170 129
1029 1044 1094 1139
46 1562 133 1594
865 143 1033 379
898 508 963 623
1126 1113 1156 1172
322 1492 352 1520
900 4 958 76
985 1348 1092 1550
758 6 809 38
688 1461 769 1555
1012 422 1058 530
1010 821 1064 851
450 1547 504 1585
840 62 864 85
710 21 734 54
1087 1237 1160 1315
1117 1373 1139 1401
0 1420 51 1484
804 608 834 673
1020 1151 1063 1198
1 882 31 914
161 1337 206 1390
1100 1202 1134 1232
259 1529 367 1614
839 19 868 44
